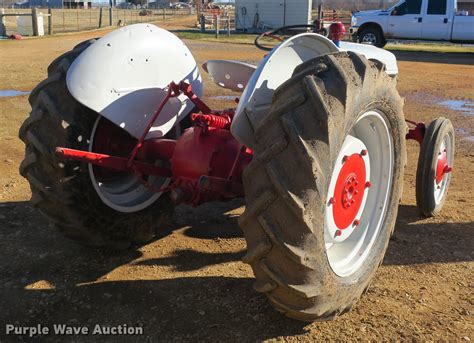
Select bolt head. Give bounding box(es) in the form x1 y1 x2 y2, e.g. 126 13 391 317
335 230 342 237
342 155 349 163
360 149 368 156
353 219 360 227
365 181 372 188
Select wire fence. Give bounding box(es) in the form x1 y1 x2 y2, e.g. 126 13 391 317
2 7 193 35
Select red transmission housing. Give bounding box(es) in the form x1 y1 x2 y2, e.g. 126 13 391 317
170 125 251 204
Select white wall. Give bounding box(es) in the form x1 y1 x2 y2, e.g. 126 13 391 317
235 0 311 30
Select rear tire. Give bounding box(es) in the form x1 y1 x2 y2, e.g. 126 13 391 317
239 52 406 321
416 117 454 217
19 42 174 249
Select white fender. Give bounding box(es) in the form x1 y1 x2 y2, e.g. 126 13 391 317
231 33 398 148
66 23 202 139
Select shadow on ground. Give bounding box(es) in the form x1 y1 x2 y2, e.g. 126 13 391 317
392 51 474 65
0 200 472 341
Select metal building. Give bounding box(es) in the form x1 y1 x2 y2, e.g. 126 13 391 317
235 0 312 31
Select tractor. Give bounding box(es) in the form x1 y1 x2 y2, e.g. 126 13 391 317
19 23 454 321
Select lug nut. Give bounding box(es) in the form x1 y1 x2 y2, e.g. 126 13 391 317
365 181 372 188
342 155 349 163
328 197 335 205
335 230 342 237
353 219 360 227
360 149 368 156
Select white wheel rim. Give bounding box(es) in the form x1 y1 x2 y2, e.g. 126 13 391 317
433 134 453 205
362 33 376 45
88 117 169 213
324 111 394 277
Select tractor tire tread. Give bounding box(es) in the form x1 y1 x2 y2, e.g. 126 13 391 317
240 51 405 321
19 41 173 249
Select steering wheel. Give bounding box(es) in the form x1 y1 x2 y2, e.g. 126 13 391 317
254 24 325 51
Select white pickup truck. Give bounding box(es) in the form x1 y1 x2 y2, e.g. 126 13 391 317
349 0 474 47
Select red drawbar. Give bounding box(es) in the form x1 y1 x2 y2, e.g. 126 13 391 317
56 147 171 177
332 153 367 229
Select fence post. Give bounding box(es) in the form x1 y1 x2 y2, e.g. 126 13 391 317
162 8 165 21
215 14 219 38
0 8 6 37
227 15 230 37
48 8 52 35
99 7 103 28
76 10 79 31
200 13 205 32
31 7 39 36
109 7 112 26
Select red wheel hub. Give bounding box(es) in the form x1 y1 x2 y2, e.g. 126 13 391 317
435 149 452 184
333 153 367 229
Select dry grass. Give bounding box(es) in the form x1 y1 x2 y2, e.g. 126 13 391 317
2 8 193 35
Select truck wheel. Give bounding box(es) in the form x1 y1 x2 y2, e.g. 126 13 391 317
19 42 173 249
416 117 454 217
239 52 406 321
358 27 386 48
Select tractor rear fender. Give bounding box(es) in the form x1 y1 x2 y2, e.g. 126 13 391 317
66 24 203 140
231 33 398 149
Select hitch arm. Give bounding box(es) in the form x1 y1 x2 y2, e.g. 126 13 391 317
55 147 172 177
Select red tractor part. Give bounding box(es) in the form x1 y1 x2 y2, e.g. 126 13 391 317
332 153 367 230
435 149 452 184
55 82 252 207
56 147 172 177
406 120 426 145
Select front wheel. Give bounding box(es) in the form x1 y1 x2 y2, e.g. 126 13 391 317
358 27 386 48
416 117 454 216
239 52 406 321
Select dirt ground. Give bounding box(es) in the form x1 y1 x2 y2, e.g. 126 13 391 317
0 26 473 342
